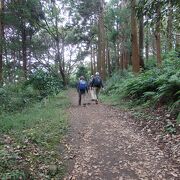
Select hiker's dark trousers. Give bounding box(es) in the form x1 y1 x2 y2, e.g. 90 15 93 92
78 90 86 105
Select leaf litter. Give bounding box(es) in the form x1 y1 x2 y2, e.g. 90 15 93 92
64 91 180 180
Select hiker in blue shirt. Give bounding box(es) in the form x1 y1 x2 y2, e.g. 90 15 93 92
91 72 104 104
77 76 88 106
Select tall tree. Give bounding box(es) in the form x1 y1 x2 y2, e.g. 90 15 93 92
0 0 4 84
131 0 140 73
139 15 144 68
167 0 173 51
98 0 106 79
155 2 161 66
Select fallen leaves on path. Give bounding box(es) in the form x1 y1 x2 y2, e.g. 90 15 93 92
64 91 180 180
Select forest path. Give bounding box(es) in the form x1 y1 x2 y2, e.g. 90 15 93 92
64 90 179 180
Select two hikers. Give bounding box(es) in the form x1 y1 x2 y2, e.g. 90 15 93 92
77 72 104 106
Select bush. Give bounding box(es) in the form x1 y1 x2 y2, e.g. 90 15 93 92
26 70 63 98
0 70 63 114
104 51 180 118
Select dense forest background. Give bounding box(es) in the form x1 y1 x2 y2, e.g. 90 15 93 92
0 0 179 178
0 0 179 116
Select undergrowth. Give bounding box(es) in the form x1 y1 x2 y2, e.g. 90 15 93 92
0 69 63 114
103 51 180 122
0 91 70 179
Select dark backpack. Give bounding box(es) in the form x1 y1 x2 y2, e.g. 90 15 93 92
79 80 87 90
93 76 101 87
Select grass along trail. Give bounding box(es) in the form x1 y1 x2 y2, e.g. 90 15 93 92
0 92 69 179
64 90 179 180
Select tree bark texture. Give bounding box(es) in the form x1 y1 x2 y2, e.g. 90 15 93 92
145 25 149 61
97 0 106 80
139 15 145 68
155 3 161 66
167 1 173 51
131 0 140 73
0 0 4 84
21 25 27 79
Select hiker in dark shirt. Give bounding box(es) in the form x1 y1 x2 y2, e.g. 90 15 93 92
77 76 88 106
91 72 104 104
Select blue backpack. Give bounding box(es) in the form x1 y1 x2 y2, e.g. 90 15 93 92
79 80 87 90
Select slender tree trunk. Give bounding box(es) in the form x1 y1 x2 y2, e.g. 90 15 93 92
120 51 123 71
155 3 161 66
152 31 156 58
106 37 111 76
114 43 119 70
101 19 106 79
107 48 111 76
131 0 140 73
21 25 27 79
145 25 149 61
90 44 94 75
53 0 66 86
56 38 66 86
167 0 173 51
97 0 106 79
62 38 65 72
139 15 145 69
13 50 16 83
93 45 96 74
175 34 180 53
97 19 102 75
0 0 4 84
124 50 128 69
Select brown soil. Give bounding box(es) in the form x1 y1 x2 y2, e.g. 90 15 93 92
64 90 180 180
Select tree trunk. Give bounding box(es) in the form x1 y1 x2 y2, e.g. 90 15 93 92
97 19 102 75
97 0 106 79
106 37 111 76
56 39 66 86
0 0 4 85
131 0 140 73
152 32 156 58
54 0 66 86
175 33 180 53
139 15 145 69
62 38 65 72
120 52 123 71
21 25 27 79
145 25 149 61
155 3 161 66
90 44 94 75
124 50 128 69
167 0 173 51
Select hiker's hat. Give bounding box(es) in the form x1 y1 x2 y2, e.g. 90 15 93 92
95 72 99 76
80 76 84 80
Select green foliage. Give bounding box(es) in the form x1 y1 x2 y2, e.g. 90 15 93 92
104 70 133 96
0 83 37 113
165 121 176 134
0 70 63 114
27 69 63 97
76 65 89 80
104 51 180 118
0 92 69 179
1 170 26 180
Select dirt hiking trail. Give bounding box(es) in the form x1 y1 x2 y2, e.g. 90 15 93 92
64 90 179 180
